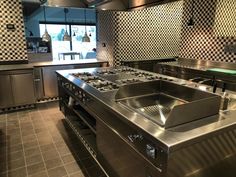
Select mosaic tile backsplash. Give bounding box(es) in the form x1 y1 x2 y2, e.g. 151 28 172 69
0 0 235 64
97 0 236 65
179 0 236 63
0 0 28 63
97 1 183 66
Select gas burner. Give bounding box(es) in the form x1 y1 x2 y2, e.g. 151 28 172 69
131 72 154 78
97 67 138 75
81 76 105 84
146 75 161 81
71 72 92 78
116 67 137 72
92 82 119 92
116 78 143 85
96 70 117 75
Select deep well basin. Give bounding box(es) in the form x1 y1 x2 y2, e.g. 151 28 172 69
115 80 221 128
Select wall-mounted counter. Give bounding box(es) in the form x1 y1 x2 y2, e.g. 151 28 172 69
0 59 108 112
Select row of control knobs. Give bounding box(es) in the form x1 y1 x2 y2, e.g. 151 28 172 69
62 82 89 103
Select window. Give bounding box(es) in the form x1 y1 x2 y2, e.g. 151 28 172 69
40 23 96 60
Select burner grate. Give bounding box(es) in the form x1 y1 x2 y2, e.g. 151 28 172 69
71 72 92 77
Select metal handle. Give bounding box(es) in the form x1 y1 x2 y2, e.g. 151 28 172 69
34 79 41 82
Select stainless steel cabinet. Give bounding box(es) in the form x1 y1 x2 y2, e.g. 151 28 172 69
42 65 74 98
0 70 35 109
38 63 107 100
0 75 14 108
11 73 35 105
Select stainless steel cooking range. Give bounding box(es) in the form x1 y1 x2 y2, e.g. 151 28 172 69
56 66 236 177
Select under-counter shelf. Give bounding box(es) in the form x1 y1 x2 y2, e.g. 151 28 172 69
72 105 96 134
65 116 97 156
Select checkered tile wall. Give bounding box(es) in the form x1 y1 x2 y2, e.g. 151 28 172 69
97 0 236 65
97 1 183 66
180 0 236 63
97 11 117 66
0 0 28 63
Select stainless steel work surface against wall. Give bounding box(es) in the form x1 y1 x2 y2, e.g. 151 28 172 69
0 59 108 71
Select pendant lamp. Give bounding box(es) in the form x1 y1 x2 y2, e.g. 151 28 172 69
82 9 90 43
63 8 71 41
187 0 195 26
42 5 51 42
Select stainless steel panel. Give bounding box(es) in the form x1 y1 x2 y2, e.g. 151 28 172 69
11 72 35 105
0 75 14 108
167 128 236 177
42 65 73 98
115 80 221 128
97 119 163 177
33 67 44 100
57 66 236 177
46 0 87 8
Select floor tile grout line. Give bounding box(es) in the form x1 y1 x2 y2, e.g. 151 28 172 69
38 105 71 177
30 107 50 177
19 110 30 177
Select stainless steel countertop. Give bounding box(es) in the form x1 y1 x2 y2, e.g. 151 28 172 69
159 57 236 72
0 59 108 71
57 67 236 153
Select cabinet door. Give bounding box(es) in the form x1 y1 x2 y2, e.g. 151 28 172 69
42 65 73 98
0 75 14 108
11 73 35 106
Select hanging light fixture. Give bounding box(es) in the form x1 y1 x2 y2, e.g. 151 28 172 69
187 0 195 26
82 8 90 43
42 5 51 42
63 8 71 41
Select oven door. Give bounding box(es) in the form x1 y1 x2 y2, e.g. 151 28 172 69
97 119 162 177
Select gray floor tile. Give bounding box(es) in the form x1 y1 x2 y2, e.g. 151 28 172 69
28 170 48 177
40 143 56 152
34 127 48 134
23 140 38 150
61 154 76 164
37 136 53 146
7 129 21 136
8 167 27 177
3 102 105 177
48 166 67 177
24 146 41 157
27 162 46 176
9 150 24 161
21 129 35 137
8 143 23 153
8 136 22 145
45 157 63 170
42 149 60 161
64 161 82 175
25 154 44 166
57 145 71 156
22 134 37 143
7 157 25 170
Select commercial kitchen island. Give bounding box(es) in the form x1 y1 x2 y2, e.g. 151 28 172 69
56 66 236 177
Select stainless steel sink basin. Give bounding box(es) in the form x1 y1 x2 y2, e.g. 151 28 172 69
115 80 221 128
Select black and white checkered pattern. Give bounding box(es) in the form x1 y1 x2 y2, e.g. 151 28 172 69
97 0 236 66
0 0 28 62
97 1 183 66
179 0 236 63
97 11 117 66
